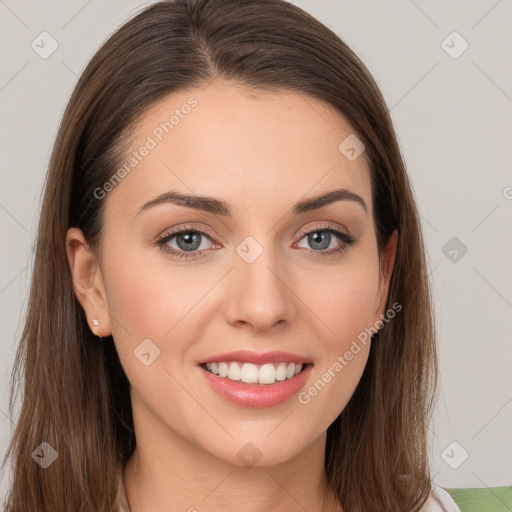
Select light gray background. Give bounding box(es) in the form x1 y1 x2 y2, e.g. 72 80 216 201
1 0 511 499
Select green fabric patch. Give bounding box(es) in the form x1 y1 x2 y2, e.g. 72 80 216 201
446 486 512 512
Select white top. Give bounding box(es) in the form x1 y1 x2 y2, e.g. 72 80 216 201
422 485 461 511
117 478 461 511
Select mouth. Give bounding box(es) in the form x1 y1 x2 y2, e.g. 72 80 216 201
196 350 314 407
198 360 314 408
200 361 311 386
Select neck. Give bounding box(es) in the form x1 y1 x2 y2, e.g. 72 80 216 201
123 425 341 512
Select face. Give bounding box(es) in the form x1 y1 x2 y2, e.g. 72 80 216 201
67 80 396 468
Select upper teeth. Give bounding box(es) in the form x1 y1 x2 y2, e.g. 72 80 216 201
205 362 303 385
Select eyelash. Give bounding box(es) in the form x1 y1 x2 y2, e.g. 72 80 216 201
155 223 356 260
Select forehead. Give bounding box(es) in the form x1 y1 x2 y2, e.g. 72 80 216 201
105 80 372 219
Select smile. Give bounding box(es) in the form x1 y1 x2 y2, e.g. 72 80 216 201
202 361 305 385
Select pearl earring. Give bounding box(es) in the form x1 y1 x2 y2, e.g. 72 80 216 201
92 319 100 338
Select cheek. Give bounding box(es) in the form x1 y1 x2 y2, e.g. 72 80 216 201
103 244 203 340
105 263 168 341
102 243 222 385
307 255 380 344
294 253 379 422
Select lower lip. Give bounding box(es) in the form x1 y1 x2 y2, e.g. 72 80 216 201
199 364 313 408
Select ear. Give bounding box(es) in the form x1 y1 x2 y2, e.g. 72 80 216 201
65 227 112 337
374 229 398 318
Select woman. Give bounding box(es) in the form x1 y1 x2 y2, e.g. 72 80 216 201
2 0 461 511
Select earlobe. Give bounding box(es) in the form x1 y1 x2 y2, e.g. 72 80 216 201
65 228 112 337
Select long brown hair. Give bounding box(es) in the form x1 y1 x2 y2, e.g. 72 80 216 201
2 1 437 510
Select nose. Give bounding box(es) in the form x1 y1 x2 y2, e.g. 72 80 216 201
223 242 296 333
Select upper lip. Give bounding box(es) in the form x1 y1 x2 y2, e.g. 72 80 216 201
197 350 313 365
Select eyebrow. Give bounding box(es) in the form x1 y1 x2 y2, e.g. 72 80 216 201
135 188 367 217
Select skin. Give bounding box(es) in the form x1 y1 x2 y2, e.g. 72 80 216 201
66 79 397 512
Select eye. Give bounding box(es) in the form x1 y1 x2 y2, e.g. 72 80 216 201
156 228 217 259
295 226 356 255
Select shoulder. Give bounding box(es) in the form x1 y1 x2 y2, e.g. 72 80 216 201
420 484 461 512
